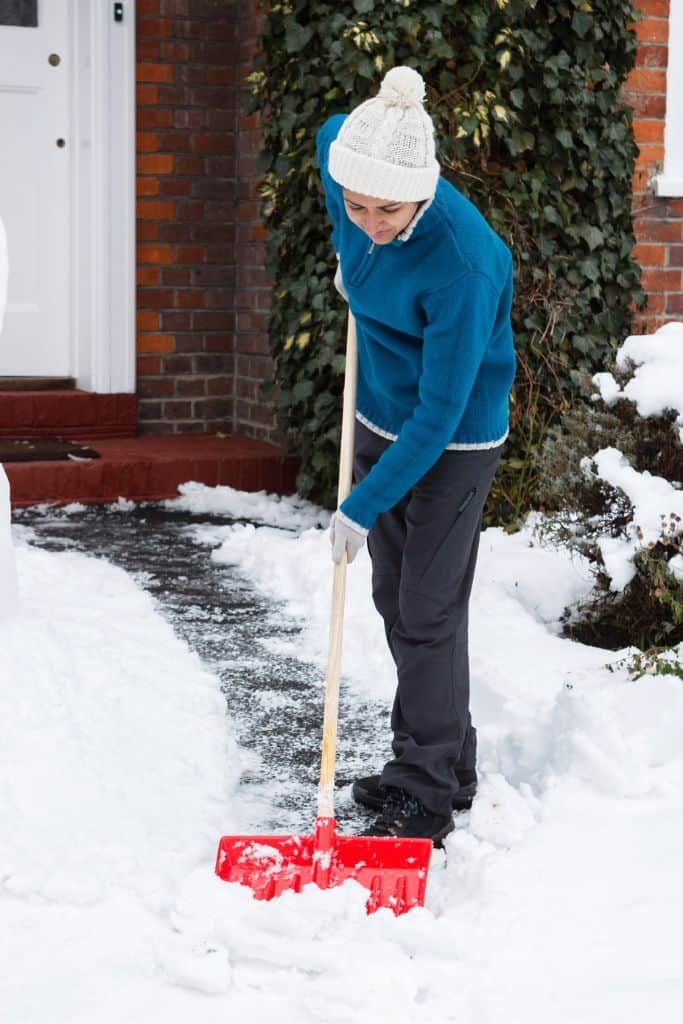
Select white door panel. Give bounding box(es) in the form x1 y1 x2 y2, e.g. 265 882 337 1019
0 0 70 376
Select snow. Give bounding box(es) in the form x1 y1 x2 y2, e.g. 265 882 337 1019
3 502 683 1022
593 320 683 441
165 481 330 531
586 322 683 592
581 446 683 591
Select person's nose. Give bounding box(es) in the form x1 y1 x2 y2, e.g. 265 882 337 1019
365 210 381 233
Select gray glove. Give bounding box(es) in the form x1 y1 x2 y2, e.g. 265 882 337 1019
330 510 368 564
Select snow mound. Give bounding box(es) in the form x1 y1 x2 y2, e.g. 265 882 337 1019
593 320 683 440
580 446 683 591
165 481 330 531
0 544 238 907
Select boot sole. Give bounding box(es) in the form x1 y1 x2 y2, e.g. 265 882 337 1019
352 776 476 813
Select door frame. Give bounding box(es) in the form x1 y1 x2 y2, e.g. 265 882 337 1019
71 0 136 392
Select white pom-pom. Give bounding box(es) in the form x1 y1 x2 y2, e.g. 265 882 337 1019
379 66 426 109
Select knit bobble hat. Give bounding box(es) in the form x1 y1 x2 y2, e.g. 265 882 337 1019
328 66 440 203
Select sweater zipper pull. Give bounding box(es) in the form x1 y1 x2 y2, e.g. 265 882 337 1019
368 241 376 254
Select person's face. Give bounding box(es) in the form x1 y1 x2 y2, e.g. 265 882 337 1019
342 189 419 245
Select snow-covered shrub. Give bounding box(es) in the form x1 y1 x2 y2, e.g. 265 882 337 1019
534 322 683 656
0 214 18 619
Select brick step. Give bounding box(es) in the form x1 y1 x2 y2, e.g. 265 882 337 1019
0 390 138 439
5 434 299 508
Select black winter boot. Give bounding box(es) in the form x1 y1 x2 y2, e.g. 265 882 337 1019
362 786 454 846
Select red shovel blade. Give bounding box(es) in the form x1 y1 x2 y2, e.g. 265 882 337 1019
215 817 432 916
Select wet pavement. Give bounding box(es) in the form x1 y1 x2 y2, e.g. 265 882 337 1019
13 503 390 834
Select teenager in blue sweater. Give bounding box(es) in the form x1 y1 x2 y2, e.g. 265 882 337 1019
316 67 516 845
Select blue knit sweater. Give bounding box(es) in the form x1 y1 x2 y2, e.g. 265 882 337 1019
316 114 516 532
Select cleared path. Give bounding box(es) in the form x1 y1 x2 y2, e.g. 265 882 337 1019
15 504 389 834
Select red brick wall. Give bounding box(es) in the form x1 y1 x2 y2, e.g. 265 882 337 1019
135 0 275 438
626 0 683 331
233 0 276 439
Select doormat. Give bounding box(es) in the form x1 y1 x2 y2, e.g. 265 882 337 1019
0 377 76 391
0 437 100 462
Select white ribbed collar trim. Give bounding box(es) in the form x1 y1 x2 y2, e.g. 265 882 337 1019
396 194 435 243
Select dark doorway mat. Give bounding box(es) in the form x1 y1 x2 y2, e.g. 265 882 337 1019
0 437 100 462
0 377 76 391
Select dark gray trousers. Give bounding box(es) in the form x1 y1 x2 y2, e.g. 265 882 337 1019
353 419 504 816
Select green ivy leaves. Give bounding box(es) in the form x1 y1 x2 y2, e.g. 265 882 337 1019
248 0 644 519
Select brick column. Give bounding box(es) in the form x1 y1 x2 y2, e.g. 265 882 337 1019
625 0 683 331
134 1 238 438
134 0 277 440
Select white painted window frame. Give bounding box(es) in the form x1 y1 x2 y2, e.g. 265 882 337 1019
70 0 136 392
654 0 683 198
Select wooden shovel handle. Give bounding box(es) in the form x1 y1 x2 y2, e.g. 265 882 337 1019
317 311 358 819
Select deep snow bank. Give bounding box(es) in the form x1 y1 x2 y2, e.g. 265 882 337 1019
0 542 239 907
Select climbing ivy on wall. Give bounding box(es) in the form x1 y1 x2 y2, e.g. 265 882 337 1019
246 0 645 521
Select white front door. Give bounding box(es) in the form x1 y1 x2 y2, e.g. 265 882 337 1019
0 0 70 377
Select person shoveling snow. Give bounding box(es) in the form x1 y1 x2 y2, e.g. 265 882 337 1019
215 66 516 908
318 66 516 844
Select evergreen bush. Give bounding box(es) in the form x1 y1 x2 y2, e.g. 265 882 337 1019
246 0 645 521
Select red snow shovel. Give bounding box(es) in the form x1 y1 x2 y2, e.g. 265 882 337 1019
215 312 433 916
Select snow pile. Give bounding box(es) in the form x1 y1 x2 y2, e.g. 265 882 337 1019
0 215 18 620
593 320 683 441
0 541 239 911
586 321 683 592
581 446 683 591
165 481 330 531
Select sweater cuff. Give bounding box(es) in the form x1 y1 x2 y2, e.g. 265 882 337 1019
336 507 369 536
339 491 376 533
